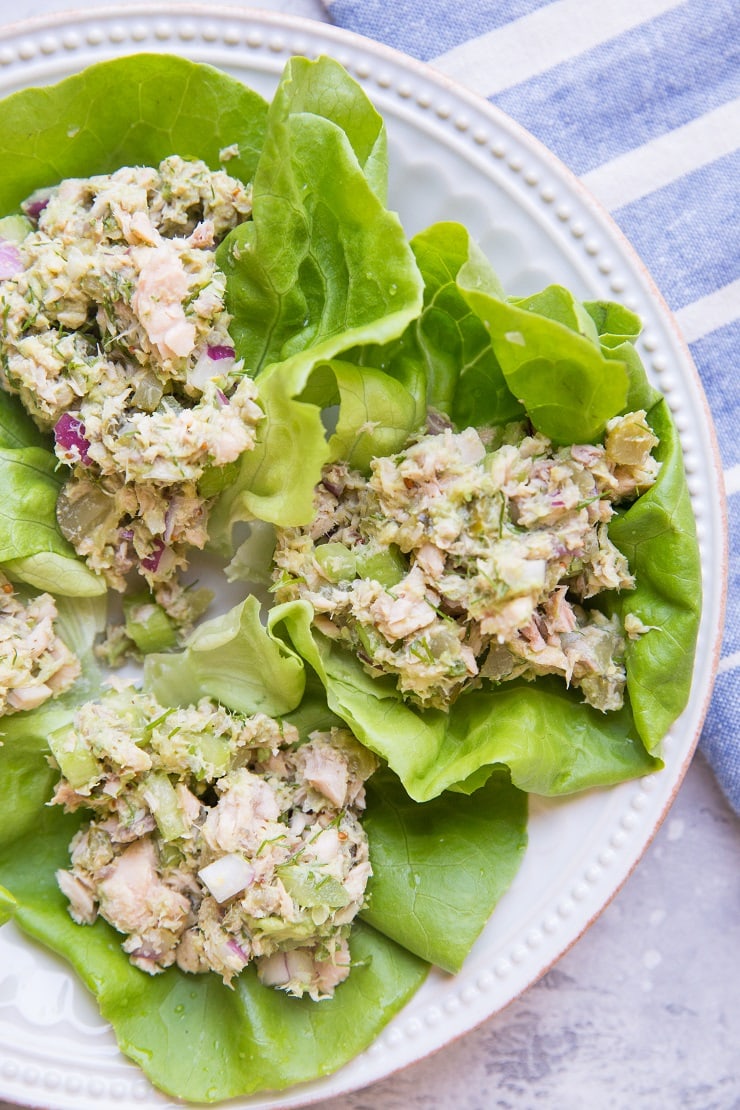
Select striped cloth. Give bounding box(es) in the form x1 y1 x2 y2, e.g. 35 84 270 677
323 0 740 812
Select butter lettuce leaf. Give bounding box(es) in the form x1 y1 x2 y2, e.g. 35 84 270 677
0 390 48 450
0 53 268 217
362 768 527 972
460 280 631 443
269 602 660 802
605 400 701 752
144 595 305 717
343 221 524 428
0 446 105 596
211 56 423 536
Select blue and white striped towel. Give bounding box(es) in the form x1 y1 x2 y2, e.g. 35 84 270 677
324 0 740 812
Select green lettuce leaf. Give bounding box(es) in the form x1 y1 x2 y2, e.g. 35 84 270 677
0 791 427 1103
210 56 423 536
144 595 305 717
0 54 268 216
460 280 631 442
361 768 527 972
605 400 701 752
0 396 105 594
269 602 660 801
0 390 48 450
0 446 105 596
583 298 661 413
345 222 524 428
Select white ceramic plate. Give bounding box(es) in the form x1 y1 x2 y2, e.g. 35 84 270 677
0 6 726 1110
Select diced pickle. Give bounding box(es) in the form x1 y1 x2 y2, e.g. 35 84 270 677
131 372 164 412
56 483 113 545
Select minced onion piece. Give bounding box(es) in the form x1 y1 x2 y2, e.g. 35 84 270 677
140 538 165 573
198 853 255 903
258 949 315 989
0 240 23 281
187 345 237 391
54 413 92 464
22 193 50 221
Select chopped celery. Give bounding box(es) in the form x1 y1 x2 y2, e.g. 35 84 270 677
123 594 177 654
242 913 319 941
140 771 188 841
47 724 100 790
356 545 406 588
314 542 357 584
189 731 232 778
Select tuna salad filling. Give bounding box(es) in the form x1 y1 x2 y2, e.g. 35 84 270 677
0 156 262 623
273 412 660 712
0 572 80 715
50 689 377 999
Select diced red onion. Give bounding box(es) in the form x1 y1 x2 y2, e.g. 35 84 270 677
226 938 250 965
188 345 236 392
207 345 236 361
23 196 49 221
54 413 92 464
0 240 23 281
120 528 134 541
216 389 229 406
140 539 165 573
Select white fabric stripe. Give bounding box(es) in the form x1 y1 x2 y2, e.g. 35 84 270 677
581 98 740 211
430 0 684 97
718 650 740 676
673 279 740 345
724 463 740 497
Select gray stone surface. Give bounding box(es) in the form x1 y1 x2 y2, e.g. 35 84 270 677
313 752 740 1110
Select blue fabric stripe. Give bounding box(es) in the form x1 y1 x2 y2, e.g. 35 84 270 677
714 494 740 657
612 149 740 310
327 0 553 63
701 666 740 812
689 322 740 471
491 0 740 176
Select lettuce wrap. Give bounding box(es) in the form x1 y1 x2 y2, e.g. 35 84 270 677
269 222 701 800
0 604 527 1101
